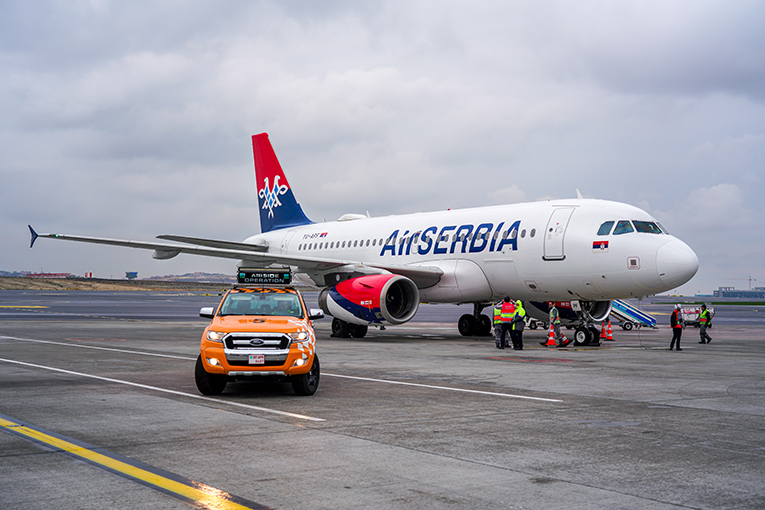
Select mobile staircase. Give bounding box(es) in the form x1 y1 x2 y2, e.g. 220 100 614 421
610 299 657 330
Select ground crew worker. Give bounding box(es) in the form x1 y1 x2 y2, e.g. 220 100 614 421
510 300 526 350
543 301 566 347
670 304 684 351
499 296 515 349
698 304 712 344
493 302 503 348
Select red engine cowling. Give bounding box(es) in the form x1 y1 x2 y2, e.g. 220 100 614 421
318 274 420 326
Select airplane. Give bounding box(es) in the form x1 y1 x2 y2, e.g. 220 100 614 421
29 133 699 344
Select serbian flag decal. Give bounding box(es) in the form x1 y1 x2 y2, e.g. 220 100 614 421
592 240 609 252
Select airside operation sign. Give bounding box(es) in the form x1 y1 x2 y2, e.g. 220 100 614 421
237 268 292 285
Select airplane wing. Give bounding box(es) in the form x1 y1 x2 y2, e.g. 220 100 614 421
28 226 443 288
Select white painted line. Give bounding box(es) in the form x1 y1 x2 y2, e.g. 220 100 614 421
2 336 561 403
0 358 325 422
0 336 195 360
323 373 563 402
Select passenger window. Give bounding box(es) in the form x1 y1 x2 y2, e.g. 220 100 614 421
530 229 536 238
597 221 614 236
613 220 634 235
633 221 663 234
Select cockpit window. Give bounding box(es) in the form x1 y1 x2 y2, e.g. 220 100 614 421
633 221 663 234
657 222 669 234
613 220 634 235
597 221 614 236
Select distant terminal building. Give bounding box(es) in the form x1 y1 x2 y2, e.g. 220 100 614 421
24 273 71 278
713 286 765 299
125 272 138 280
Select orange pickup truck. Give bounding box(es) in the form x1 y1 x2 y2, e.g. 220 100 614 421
195 269 324 396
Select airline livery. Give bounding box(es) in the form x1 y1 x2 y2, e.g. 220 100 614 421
29 133 699 344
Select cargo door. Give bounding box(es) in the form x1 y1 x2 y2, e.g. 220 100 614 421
543 207 575 261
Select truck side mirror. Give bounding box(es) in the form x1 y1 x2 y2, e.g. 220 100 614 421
308 309 325 320
199 307 215 319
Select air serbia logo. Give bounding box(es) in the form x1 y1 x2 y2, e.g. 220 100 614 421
258 176 289 218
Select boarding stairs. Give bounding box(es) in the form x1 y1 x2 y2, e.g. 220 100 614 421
610 299 657 330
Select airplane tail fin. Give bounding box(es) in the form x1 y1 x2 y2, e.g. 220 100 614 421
252 133 312 233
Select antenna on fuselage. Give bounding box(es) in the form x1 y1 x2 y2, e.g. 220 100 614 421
576 189 584 200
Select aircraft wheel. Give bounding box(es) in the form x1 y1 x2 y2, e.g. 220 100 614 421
195 355 227 395
478 314 492 336
588 326 601 345
349 324 368 338
331 318 351 338
622 321 633 331
291 355 320 396
458 314 477 336
573 327 592 346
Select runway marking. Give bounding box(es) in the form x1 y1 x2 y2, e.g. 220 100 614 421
1 336 561 403
0 358 325 422
0 413 270 510
322 373 563 402
0 305 49 308
0 336 194 360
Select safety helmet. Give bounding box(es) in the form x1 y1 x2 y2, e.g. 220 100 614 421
516 300 522 306
675 304 682 310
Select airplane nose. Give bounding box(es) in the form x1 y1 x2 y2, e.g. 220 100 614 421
656 239 699 289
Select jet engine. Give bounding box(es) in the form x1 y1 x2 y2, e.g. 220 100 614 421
318 274 420 328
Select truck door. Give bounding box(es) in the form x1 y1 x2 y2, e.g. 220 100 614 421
543 207 575 261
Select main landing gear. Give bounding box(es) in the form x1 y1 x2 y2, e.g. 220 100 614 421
331 317 368 338
458 303 493 337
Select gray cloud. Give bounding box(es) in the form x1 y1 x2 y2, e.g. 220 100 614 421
2 0 764 294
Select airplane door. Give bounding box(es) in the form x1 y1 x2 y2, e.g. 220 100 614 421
543 207 575 261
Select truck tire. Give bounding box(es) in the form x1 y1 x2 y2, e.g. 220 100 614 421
195 355 227 395
292 355 320 396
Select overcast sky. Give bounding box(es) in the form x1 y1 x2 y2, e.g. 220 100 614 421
2 0 763 295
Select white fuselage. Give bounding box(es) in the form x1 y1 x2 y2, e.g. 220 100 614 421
245 198 698 304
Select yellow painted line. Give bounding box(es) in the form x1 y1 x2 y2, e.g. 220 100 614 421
0 305 49 308
0 414 269 510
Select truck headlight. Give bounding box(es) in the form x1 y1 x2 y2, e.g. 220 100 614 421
289 331 308 342
206 330 226 342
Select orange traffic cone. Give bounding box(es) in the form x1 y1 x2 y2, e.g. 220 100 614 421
606 319 614 341
600 322 607 340
544 323 556 346
560 333 570 347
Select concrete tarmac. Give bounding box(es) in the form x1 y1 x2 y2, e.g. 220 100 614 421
1 291 764 509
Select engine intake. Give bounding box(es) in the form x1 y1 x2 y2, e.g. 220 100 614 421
318 274 419 326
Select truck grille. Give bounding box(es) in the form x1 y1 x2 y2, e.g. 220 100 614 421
223 332 290 350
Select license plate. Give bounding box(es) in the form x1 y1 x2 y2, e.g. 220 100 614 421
248 354 265 365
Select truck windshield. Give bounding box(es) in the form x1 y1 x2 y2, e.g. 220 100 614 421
220 290 303 317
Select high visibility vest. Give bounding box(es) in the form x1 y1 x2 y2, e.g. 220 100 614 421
513 306 526 329
549 306 560 325
500 302 515 322
493 306 502 325
700 309 711 324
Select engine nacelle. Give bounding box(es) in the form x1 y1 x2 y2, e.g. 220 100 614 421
526 300 613 325
318 274 420 326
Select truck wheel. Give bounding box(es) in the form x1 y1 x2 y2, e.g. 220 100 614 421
529 321 538 330
622 322 633 331
195 355 227 395
292 355 320 396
